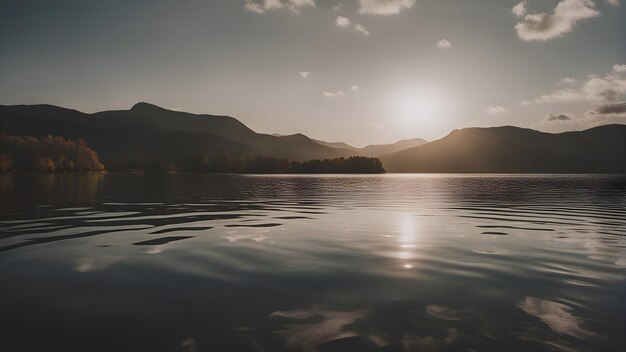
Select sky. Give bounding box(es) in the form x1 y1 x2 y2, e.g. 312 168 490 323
0 0 625 147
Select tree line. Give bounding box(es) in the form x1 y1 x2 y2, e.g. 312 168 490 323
0 134 385 174
0 134 104 173
177 155 385 173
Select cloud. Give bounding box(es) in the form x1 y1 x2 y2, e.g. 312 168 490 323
358 0 415 15
514 0 600 41
535 88 584 103
244 0 316 14
585 102 626 117
299 71 311 78
350 85 359 91
521 100 533 105
335 16 351 27
323 90 344 97
606 0 620 6
581 77 626 103
511 1 527 17
335 17 370 36
545 113 575 121
534 67 626 104
613 64 626 73
485 106 507 114
436 39 452 49
354 23 371 36
559 77 577 84
332 3 342 11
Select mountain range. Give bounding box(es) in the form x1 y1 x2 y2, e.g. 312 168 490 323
1 102 624 173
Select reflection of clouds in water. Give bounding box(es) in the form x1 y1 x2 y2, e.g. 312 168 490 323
368 333 390 347
74 256 121 272
269 309 318 320
517 336 580 352
517 297 600 339
224 227 270 244
223 234 267 242
402 328 459 351
425 305 480 320
180 337 196 352
615 258 626 267
269 308 367 351
141 246 163 254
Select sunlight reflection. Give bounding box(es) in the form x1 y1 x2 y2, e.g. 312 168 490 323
393 213 420 268
398 213 417 244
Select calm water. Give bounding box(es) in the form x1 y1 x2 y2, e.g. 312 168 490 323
0 174 624 352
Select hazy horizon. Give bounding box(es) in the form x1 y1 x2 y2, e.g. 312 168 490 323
1 0 625 147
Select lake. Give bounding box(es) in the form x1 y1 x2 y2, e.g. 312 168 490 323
0 173 624 352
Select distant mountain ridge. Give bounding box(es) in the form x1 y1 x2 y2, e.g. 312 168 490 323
0 103 353 169
1 103 623 173
380 125 626 173
313 138 428 157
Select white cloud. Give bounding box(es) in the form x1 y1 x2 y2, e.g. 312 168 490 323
332 3 343 11
323 90 345 97
581 76 626 103
299 71 310 78
521 100 533 105
606 0 620 6
354 23 371 36
335 17 370 36
244 0 316 14
535 88 584 103
485 106 507 114
533 66 626 105
511 1 527 17
534 65 626 128
514 0 600 41
350 85 359 91
613 64 626 73
559 77 577 84
436 39 452 49
335 16 351 27
357 0 415 15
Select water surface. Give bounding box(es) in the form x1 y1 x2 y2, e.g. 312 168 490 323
0 174 624 352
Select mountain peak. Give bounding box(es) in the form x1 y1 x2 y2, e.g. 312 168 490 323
130 102 165 113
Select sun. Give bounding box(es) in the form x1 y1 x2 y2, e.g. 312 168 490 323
386 85 453 133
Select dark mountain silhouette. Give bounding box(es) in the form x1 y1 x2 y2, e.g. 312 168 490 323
313 137 428 157
0 103 352 169
2 103 623 173
359 138 428 157
313 139 360 152
380 125 626 173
